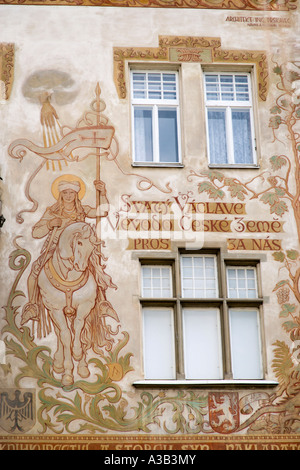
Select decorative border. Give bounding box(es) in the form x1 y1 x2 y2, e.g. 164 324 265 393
0 43 14 101
113 36 268 101
0 0 296 10
1 434 299 450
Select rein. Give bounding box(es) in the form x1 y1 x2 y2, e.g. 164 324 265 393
45 257 89 317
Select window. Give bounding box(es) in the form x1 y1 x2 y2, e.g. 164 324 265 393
140 253 264 382
204 72 256 166
131 71 181 164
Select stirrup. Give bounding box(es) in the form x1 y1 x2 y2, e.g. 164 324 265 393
21 303 40 325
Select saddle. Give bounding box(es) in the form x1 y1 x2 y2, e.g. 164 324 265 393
45 258 89 317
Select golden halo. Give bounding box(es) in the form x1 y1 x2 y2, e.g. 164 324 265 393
51 174 86 200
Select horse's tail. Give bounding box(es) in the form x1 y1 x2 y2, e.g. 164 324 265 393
81 290 120 355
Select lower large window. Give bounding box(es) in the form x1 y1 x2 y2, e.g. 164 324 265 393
140 253 264 381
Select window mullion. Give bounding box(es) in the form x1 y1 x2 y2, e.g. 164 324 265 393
153 104 160 163
226 106 235 164
175 298 185 379
222 299 233 379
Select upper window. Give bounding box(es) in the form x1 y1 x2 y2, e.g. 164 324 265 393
204 72 256 166
131 71 181 164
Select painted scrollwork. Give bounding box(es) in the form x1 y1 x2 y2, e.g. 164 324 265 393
113 35 268 101
0 43 14 101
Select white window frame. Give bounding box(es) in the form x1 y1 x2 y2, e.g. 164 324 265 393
131 70 181 165
141 265 173 298
229 307 263 379
136 253 274 386
226 266 258 299
142 307 176 380
180 254 219 299
182 307 223 380
204 71 257 167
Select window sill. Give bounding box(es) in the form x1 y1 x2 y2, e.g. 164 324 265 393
133 379 278 389
132 162 184 168
208 164 260 169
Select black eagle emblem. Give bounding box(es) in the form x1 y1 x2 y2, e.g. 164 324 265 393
0 389 34 432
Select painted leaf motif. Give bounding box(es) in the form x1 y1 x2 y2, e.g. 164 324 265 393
275 188 285 197
270 105 282 114
226 182 248 200
273 65 283 75
286 249 299 260
273 280 290 291
279 303 296 318
272 251 285 262
201 169 224 182
270 155 287 170
261 192 279 205
272 340 294 389
269 116 282 129
198 182 225 200
270 200 288 216
282 320 299 333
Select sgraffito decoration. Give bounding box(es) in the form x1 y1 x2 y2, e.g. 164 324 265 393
114 35 268 102
3 83 210 435
0 0 296 11
186 59 300 434
189 59 300 239
1 59 300 438
0 43 14 101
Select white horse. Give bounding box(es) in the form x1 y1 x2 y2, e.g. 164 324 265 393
37 222 118 386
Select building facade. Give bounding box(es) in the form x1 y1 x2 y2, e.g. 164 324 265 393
0 0 299 450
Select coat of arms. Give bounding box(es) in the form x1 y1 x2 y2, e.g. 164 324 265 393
208 392 239 434
0 389 36 433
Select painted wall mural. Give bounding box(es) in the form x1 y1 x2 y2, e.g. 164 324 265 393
0 0 297 10
0 43 14 102
0 32 299 447
113 36 268 101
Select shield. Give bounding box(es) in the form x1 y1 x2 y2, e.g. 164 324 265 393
0 388 36 433
208 392 239 434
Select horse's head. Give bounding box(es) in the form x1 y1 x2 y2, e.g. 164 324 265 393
58 222 99 272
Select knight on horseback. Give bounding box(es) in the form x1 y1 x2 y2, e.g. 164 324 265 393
21 176 109 329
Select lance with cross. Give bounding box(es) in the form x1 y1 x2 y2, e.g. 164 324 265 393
8 82 115 246
93 83 115 244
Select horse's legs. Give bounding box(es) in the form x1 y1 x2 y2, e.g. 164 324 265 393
52 323 64 374
72 303 94 379
49 309 74 386
78 356 90 379
72 303 92 361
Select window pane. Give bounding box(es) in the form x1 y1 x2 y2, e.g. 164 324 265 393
142 266 172 298
227 267 258 298
229 309 262 379
220 75 234 101
132 73 147 99
183 309 223 379
134 107 153 162
158 109 179 162
207 109 228 164
143 308 175 379
206 73 251 102
232 109 253 164
148 73 162 99
181 255 218 298
235 75 250 101
133 72 177 101
163 73 177 100
205 74 220 100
